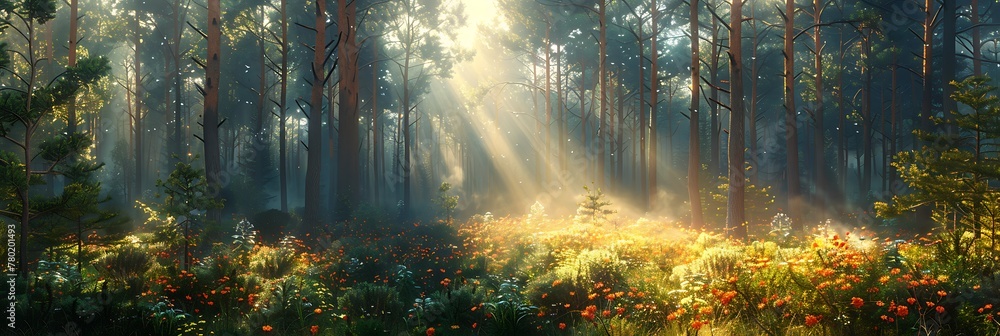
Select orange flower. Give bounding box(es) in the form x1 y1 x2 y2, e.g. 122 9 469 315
851 297 864 309
426 327 436 336
896 305 909 317
310 325 319 335
936 306 945 314
314 308 322 314
906 297 917 305
262 325 273 332
691 320 704 330
805 315 821 327
937 290 947 297
558 323 566 330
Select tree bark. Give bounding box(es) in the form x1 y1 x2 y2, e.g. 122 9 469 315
598 0 607 189
812 0 825 218
305 0 328 225
783 0 800 228
687 0 703 229
279 0 289 212
67 0 78 134
204 0 222 222
336 0 360 220
727 0 746 239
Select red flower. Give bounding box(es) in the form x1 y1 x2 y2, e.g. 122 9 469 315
936 306 946 314
805 315 821 327
310 325 319 335
896 305 909 317
262 325 273 332
426 327 436 336
851 297 864 309
558 323 566 330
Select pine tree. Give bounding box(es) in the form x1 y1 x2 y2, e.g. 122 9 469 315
877 76 1000 251
575 184 616 225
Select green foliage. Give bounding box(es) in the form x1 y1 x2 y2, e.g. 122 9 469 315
249 246 298 279
575 184 616 225
337 282 404 330
703 174 775 230
435 182 459 223
877 76 1000 257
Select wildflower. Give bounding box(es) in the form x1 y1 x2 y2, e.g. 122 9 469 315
314 308 322 314
558 323 566 330
936 306 945 314
896 305 909 317
907 298 917 305
310 325 319 335
937 290 947 297
690 320 704 330
805 315 821 327
582 305 598 321
552 280 563 287
426 327 436 336
616 307 626 315
602 310 611 318
667 312 677 321
851 297 864 309
262 325 273 332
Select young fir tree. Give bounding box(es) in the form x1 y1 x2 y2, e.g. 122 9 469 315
435 182 459 224
140 160 223 271
575 184 616 225
0 0 111 276
877 76 1000 248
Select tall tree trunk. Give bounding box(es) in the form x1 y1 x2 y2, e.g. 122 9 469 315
861 34 872 201
812 0 825 218
133 8 144 197
372 39 380 205
941 0 955 124
305 0 328 225
710 20 721 175
173 0 185 165
204 0 222 222
616 79 625 189
783 0 800 228
598 0 607 189
646 0 656 209
544 25 552 185
921 0 933 135
687 0 703 228
728 0 746 239
637 20 647 210
336 0 360 220
557 44 567 173
67 0 78 134
972 0 981 76
279 0 289 212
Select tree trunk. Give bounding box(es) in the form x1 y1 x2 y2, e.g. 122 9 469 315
921 0 933 135
637 19 647 210
204 0 222 222
279 0 289 212
728 0 746 239
372 39 380 205
67 0 78 134
336 0 360 220
305 0 328 225
133 9 144 197
598 0 607 189
687 0 703 229
941 0 955 125
812 0 825 218
972 0 981 76
784 0 800 228
710 21 721 176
